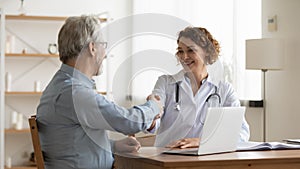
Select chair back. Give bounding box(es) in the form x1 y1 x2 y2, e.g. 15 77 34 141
28 115 45 169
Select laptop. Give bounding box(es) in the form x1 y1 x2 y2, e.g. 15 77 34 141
163 107 245 156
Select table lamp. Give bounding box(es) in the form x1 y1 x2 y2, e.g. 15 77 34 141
246 38 284 142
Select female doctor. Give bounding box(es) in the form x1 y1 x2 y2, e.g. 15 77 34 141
150 27 250 148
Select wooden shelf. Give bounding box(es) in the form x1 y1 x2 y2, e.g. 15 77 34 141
98 92 107 95
5 91 42 96
6 53 59 58
5 91 106 96
5 14 107 22
5 128 30 134
6 15 68 21
5 167 36 169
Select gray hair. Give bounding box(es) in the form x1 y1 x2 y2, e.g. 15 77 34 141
58 15 102 63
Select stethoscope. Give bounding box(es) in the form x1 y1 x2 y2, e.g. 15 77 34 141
174 83 221 111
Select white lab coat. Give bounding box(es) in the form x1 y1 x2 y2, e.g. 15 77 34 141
152 70 250 147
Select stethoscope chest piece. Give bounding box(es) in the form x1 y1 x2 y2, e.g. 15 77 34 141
174 103 181 111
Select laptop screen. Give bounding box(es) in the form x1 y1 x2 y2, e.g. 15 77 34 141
163 107 245 156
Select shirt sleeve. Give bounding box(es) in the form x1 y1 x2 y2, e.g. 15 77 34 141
71 85 160 135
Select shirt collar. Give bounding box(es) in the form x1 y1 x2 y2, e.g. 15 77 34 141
60 63 96 89
169 69 219 87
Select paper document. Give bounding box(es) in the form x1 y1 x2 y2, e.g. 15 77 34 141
283 139 300 145
237 141 300 151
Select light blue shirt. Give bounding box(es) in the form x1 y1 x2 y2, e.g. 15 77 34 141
37 64 159 169
152 70 250 147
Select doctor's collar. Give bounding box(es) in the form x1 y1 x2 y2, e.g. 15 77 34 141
184 73 208 85
169 70 186 84
169 70 209 84
169 70 219 87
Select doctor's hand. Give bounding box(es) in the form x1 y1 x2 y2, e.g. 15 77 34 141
147 113 161 132
166 138 200 149
147 94 163 116
146 94 164 131
114 136 141 153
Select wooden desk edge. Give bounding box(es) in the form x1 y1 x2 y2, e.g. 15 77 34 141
114 148 300 169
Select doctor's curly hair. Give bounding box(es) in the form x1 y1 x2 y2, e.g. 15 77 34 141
177 27 220 65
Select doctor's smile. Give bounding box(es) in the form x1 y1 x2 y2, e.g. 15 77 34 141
176 47 198 69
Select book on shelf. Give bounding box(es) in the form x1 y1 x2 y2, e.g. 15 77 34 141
283 139 300 145
237 141 300 151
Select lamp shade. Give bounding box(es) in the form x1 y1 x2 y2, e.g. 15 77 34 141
246 38 284 70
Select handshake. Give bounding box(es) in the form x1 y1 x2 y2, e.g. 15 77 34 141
114 94 163 154
146 94 164 132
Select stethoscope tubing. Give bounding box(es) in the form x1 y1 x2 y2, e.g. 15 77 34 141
174 83 221 111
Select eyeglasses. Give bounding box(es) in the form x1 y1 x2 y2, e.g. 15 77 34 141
98 42 107 49
81 41 108 51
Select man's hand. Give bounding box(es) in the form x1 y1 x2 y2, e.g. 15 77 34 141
114 136 141 153
146 113 161 131
166 138 200 149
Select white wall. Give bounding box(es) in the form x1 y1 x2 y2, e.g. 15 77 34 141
0 0 134 105
262 0 300 141
0 0 131 18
